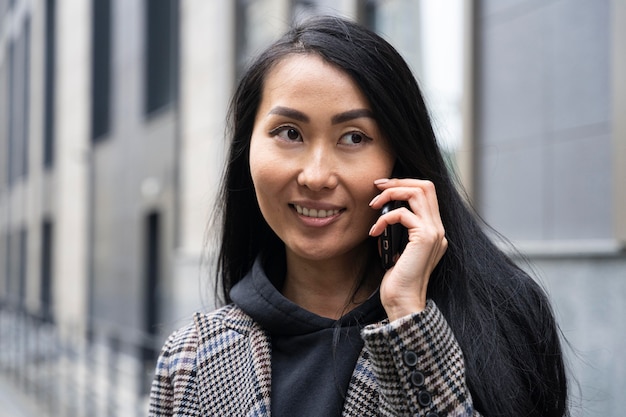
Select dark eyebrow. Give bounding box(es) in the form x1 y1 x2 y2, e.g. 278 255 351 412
268 106 309 122
331 109 375 124
268 106 375 125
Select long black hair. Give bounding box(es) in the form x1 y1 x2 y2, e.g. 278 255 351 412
214 15 568 417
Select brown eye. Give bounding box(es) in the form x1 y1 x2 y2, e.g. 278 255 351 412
339 131 370 145
271 126 303 142
287 128 299 140
350 133 363 143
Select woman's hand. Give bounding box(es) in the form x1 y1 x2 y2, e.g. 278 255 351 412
368 178 448 321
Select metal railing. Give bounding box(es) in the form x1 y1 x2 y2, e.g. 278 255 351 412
0 302 161 417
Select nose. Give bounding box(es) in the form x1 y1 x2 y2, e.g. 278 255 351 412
296 145 338 191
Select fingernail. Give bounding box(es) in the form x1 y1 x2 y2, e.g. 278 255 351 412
374 178 390 185
368 224 376 235
369 195 380 206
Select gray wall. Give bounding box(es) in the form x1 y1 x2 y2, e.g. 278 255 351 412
475 0 625 415
476 0 612 240
529 255 626 416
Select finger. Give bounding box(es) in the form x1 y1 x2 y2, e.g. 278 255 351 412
371 186 436 225
372 179 440 211
377 181 444 233
374 177 434 191
368 205 414 237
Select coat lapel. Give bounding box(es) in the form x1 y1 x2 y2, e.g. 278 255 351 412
194 306 272 416
342 349 380 416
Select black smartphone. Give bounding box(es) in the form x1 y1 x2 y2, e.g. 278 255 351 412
380 201 409 270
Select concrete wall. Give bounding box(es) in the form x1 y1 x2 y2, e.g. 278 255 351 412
476 0 613 241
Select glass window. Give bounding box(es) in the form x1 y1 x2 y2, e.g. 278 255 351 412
235 0 289 81
7 18 31 184
290 0 347 24
44 0 56 168
41 220 54 321
18 227 27 308
145 0 179 115
91 0 111 141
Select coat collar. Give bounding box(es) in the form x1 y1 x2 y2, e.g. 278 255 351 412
192 305 379 416
193 305 272 416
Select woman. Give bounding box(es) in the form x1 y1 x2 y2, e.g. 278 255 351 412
150 16 568 417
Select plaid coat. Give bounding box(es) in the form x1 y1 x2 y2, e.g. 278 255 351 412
149 300 479 417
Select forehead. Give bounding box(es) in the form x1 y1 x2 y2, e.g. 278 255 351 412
260 53 370 108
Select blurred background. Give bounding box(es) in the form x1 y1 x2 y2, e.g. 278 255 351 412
0 0 624 416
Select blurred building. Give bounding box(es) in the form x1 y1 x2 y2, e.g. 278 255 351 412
470 2 626 415
0 0 624 416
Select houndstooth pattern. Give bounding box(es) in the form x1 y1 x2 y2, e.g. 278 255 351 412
362 300 478 417
149 301 479 417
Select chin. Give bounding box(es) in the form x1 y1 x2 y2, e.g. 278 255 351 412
290 240 371 264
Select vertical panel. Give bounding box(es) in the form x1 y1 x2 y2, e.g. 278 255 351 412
613 0 626 243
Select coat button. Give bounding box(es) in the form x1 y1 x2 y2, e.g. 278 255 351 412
403 350 418 367
426 412 439 417
417 390 432 407
410 370 425 387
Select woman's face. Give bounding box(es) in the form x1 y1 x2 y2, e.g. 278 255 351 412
249 54 395 264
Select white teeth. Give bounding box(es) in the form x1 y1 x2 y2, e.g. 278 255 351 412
294 204 339 218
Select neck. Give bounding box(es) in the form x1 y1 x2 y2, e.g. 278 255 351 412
281 244 380 319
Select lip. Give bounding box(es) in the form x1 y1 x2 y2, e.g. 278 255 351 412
289 202 344 226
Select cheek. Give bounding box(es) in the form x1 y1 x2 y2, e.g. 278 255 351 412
249 137 272 189
352 153 395 186
347 158 394 216
249 140 287 209
250 161 276 197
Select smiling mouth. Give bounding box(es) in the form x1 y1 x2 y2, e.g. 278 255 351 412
293 204 341 218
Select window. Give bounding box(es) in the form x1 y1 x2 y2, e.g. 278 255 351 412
22 19 30 178
7 17 31 185
145 0 179 115
290 0 347 24
7 41 14 186
91 0 111 141
143 211 160 336
18 227 27 308
234 0 290 81
141 210 161 393
2 232 9 299
357 0 377 30
44 0 56 167
41 220 54 321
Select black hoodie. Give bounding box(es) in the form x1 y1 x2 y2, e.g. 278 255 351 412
230 256 385 417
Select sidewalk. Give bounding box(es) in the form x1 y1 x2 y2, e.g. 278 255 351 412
0 375 41 417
